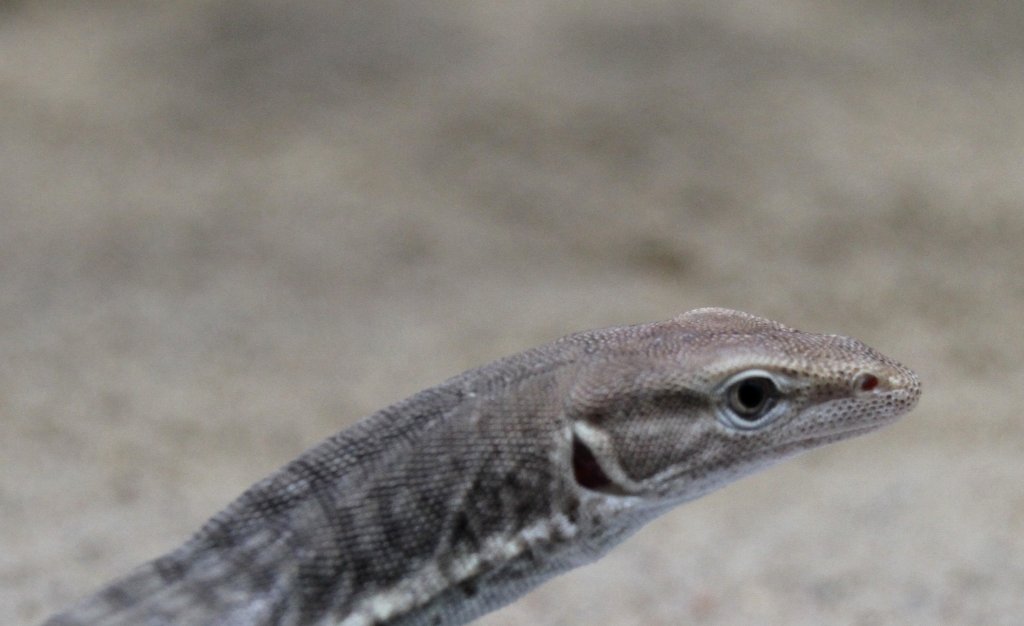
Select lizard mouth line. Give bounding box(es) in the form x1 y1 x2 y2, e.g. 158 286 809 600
655 423 886 498
769 423 886 455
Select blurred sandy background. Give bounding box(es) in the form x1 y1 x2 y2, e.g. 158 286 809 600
2 1 1023 624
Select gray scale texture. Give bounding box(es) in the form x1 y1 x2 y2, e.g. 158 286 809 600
44 309 920 625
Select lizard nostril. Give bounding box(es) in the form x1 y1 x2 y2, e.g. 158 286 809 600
855 373 879 392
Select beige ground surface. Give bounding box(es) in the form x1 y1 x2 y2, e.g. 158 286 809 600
2 1 1023 624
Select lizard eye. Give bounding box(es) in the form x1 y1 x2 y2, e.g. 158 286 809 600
723 373 780 427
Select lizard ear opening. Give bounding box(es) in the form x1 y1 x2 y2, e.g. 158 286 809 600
572 434 613 491
569 421 642 495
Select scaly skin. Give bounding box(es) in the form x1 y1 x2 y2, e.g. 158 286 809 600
46 308 921 626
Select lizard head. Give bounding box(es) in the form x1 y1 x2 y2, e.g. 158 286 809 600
565 308 921 506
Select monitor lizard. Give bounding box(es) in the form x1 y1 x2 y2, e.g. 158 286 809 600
45 308 921 625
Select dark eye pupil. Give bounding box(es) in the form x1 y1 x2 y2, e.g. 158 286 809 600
736 380 766 409
728 376 777 420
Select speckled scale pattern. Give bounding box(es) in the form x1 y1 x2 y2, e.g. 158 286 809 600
44 308 920 626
